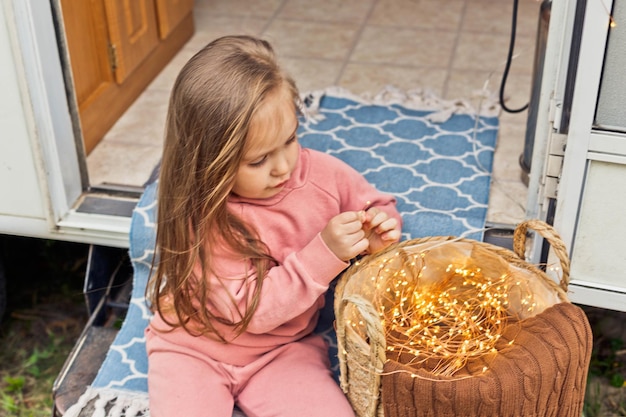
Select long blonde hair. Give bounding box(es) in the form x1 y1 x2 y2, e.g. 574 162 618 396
148 35 300 340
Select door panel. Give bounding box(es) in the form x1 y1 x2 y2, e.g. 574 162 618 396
59 0 112 108
570 160 626 289
59 0 118 154
103 0 160 83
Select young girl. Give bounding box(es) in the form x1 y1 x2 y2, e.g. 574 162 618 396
145 35 402 417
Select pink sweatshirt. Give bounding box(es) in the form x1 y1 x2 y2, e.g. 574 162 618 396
147 146 401 366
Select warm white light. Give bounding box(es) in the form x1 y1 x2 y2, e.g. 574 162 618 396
363 247 535 377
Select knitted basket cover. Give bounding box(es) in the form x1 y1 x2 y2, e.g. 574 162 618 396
381 302 592 417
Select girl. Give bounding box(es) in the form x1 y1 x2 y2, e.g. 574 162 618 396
145 35 402 417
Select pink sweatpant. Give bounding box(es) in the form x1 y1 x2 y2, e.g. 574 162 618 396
146 332 355 417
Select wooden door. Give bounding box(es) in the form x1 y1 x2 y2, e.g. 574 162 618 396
58 0 194 155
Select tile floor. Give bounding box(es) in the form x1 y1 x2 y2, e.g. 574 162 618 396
87 0 544 226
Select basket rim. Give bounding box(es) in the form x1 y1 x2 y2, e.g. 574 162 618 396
337 234 569 304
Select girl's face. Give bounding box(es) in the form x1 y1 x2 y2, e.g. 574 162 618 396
232 85 299 199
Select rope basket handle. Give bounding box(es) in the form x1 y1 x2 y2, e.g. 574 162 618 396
336 294 386 417
512 219 570 292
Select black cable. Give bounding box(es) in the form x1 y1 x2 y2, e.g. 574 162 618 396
500 0 530 113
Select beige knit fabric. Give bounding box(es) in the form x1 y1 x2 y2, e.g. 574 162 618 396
381 302 592 417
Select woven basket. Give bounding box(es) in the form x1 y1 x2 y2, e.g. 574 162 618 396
333 220 573 417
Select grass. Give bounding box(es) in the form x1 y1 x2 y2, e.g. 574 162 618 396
583 305 626 416
0 329 72 415
0 236 88 417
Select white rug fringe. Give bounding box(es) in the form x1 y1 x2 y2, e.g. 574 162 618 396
63 387 150 417
300 85 501 123
64 386 249 417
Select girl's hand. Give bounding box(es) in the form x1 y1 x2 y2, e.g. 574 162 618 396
321 212 369 261
361 207 401 253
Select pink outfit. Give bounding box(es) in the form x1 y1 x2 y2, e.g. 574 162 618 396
146 147 401 417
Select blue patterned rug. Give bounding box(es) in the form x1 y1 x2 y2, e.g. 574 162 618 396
65 87 499 417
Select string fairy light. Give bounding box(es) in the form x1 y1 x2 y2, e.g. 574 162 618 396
344 241 544 379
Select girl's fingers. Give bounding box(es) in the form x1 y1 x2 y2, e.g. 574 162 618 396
380 228 401 242
364 209 397 232
375 217 399 234
336 210 365 224
352 237 370 254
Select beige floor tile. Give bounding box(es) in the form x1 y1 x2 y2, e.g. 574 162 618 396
506 35 538 76
339 63 447 96
193 0 283 18
98 89 168 148
499 101 533 127
263 20 360 60
192 14 269 41
445 69 500 103
452 32 535 73
499 74 533 114
279 0 374 24
445 66 531 108
486 179 528 225
351 26 456 68
462 0 542 38
279 58 344 93
87 141 163 188
492 120 527 181
368 0 464 30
